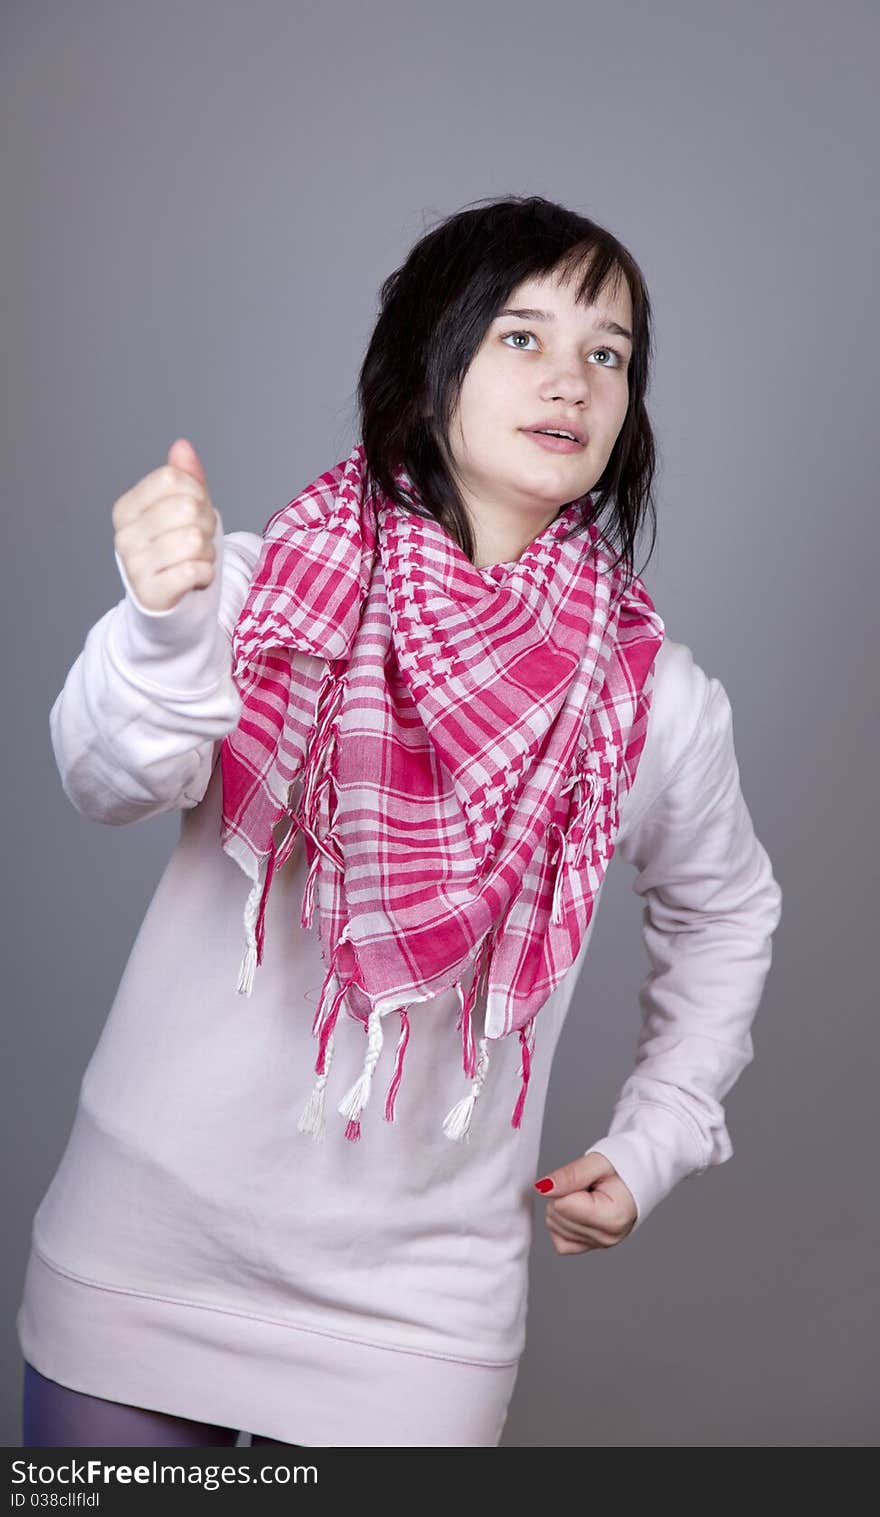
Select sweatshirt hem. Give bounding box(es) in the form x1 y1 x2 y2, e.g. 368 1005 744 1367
18 1245 519 1447
26 1238 521 1367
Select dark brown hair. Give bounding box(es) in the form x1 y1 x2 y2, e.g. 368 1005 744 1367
355 193 659 586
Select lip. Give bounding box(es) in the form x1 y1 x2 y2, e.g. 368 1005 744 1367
521 428 586 454
522 420 588 445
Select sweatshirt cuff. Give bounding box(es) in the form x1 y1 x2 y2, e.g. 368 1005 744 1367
110 515 230 696
584 1101 707 1234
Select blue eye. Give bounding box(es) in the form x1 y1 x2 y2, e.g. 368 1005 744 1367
501 330 625 367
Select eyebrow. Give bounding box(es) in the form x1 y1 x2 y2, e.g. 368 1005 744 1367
495 307 633 342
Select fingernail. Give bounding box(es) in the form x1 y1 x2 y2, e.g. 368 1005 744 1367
534 1178 554 1193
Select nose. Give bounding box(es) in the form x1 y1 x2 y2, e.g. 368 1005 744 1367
542 358 592 405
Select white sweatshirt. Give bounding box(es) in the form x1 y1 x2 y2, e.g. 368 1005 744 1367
16 513 783 1447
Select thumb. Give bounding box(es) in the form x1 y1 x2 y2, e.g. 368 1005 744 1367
534 1150 617 1197
167 436 207 487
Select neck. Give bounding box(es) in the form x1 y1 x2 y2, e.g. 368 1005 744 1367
468 506 562 569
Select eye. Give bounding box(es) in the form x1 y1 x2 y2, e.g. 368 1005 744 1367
502 330 539 350
501 330 626 367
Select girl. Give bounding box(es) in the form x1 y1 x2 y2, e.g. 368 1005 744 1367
17 194 782 1449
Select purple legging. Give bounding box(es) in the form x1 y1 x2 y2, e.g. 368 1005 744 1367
21 1361 301 1447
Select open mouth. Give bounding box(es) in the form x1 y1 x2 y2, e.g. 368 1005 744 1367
522 429 585 453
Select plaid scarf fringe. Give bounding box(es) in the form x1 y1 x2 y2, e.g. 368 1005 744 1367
231 655 563 1144
232 664 591 1144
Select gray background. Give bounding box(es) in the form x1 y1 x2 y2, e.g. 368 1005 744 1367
3 0 878 1448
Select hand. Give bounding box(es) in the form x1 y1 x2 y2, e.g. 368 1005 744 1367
534 1151 637 1254
112 438 218 612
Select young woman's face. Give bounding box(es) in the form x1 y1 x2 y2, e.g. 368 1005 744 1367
444 265 633 543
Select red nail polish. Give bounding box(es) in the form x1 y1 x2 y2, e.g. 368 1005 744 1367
534 1178 553 1193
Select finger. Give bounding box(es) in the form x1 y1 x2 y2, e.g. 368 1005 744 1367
122 524 217 581
547 1216 600 1249
112 465 205 531
545 1208 613 1249
115 498 216 560
551 1235 597 1256
141 557 215 599
136 495 217 548
549 1180 628 1233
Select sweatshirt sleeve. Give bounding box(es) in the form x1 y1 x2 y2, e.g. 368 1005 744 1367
582 655 783 1234
48 514 261 825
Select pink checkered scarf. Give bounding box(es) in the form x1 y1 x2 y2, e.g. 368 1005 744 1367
220 441 664 1143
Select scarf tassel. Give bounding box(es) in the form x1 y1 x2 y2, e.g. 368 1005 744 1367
235 856 273 997
300 838 322 932
296 1050 334 1140
442 1035 492 1142
235 779 312 996
383 1009 412 1124
441 1014 537 1141
441 927 497 1140
550 771 601 926
511 1019 537 1129
454 964 482 1080
337 1005 387 1142
549 821 569 927
297 921 533 1143
298 667 347 931
299 921 418 1141
234 671 345 997
296 870 537 1145
300 773 344 930
297 922 357 1139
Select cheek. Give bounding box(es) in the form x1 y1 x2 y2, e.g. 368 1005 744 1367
610 384 630 430
459 384 508 440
